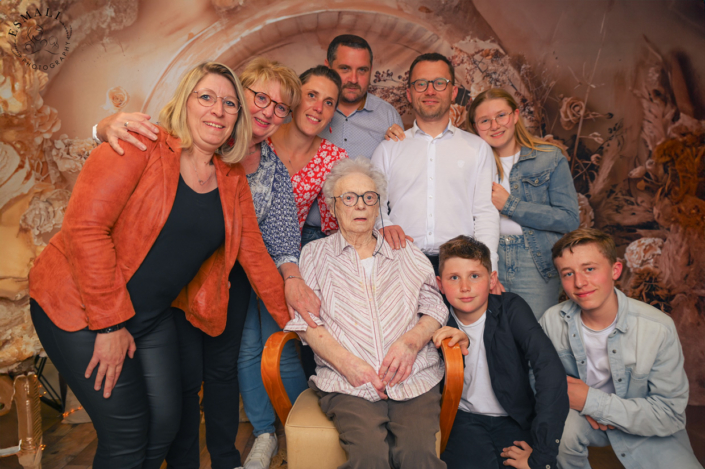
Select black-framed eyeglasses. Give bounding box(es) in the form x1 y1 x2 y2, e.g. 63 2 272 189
245 87 291 118
334 191 380 207
409 77 452 93
192 89 241 114
475 111 512 131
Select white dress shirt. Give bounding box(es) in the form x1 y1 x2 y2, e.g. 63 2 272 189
371 120 499 270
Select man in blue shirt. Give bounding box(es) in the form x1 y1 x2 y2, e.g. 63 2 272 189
321 34 404 160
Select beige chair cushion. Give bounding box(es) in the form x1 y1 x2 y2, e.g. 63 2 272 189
285 388 441 469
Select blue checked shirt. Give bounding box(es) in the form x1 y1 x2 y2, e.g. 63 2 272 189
319 92 403 160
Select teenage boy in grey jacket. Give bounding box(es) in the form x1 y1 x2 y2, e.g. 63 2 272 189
540 228 701 469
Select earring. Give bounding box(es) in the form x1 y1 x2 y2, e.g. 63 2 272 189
227 137 235 147
329 124 333 133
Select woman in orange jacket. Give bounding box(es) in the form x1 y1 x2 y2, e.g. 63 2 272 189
29 62 288 469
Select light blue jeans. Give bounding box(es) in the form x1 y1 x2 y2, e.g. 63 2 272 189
498 234 561 320
558 409 702 469
237 290 308 436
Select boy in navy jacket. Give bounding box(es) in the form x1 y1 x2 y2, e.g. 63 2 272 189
433 235 568 469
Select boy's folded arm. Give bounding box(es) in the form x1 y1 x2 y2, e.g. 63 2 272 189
581 327 689 437
507 295 569 467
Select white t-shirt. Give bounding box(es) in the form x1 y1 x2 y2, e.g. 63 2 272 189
498 151 523 236
451 308 508 416
580 314 617 394
360 257 374 279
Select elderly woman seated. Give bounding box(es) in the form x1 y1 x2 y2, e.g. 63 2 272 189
283 157 448 469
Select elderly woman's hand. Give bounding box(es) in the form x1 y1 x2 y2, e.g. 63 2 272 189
384 123 406 142
343 357 388 400
378 336 420 387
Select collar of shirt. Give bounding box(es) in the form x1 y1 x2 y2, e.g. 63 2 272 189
330 229 394 260
410 119 457 140
335 92 373 119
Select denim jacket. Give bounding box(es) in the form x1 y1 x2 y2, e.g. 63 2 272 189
540 289 695 468
500 145 579 281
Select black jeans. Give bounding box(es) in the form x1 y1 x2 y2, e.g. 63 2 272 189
30 299 181 469
166 263 251 469
441 410 531 469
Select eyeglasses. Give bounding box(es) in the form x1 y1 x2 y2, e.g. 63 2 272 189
246 87 291 118
334 191 380 207
474 111 512 131
409 78 452 93
192 89 240 114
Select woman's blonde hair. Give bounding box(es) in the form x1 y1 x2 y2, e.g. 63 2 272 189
238 57 302 111
466 88 559 181
159 62 252 164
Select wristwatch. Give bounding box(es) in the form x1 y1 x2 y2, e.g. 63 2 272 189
95 322 126 334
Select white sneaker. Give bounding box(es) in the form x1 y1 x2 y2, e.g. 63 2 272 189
244 433 278 469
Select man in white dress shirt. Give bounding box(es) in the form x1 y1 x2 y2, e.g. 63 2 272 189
371 53 501 291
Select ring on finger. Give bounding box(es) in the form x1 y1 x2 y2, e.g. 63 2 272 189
124 121 130 128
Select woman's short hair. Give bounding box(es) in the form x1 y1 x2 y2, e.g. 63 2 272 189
159 62 252 164
323 157 387 204
239 57 301 111
299 65 342 106
551 228 618 264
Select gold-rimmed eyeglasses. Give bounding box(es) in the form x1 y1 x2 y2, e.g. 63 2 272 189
192 89 241 114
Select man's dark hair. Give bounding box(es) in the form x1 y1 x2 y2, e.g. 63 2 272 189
327 35 373 65
299 65 343 105
438 235 492 277
408 52 455 87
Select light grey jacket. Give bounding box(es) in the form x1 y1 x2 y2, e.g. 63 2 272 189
540 288 701 468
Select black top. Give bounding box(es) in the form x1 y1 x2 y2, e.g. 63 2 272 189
446 292 569 469
126 175 225 337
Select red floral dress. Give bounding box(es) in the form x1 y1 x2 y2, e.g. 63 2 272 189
267 138 348 234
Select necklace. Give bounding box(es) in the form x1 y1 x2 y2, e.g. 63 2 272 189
191 157 215 186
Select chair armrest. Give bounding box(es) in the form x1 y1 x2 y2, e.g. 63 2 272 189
262 331 301 424
439 337 463 454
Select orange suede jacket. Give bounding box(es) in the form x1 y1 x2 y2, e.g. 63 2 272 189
29 128 289 336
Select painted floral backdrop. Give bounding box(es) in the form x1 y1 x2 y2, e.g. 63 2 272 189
1 0 704 404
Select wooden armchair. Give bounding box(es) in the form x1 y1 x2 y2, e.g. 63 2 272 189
261 332 464 469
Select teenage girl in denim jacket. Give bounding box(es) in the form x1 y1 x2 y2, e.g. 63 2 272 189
466 88 579 319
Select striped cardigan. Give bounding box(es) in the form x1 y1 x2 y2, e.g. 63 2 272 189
284 230 448 402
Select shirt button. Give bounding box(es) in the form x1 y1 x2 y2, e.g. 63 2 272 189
546 465 551 469
612 349 617 353
535 179 539 183
81 304 86 309
513 185 518 189
428 232 432 235
537 252 542 256
572 334 576 337
618 378 622 382
345 118 348 121
555 439 560 444
344 138 347 141
621 453 626 457
581 360 585 364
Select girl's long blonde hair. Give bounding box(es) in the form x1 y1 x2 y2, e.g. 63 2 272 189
466 88 559 181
